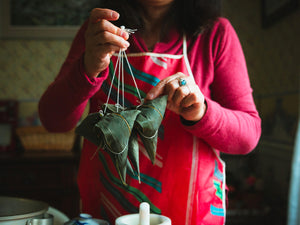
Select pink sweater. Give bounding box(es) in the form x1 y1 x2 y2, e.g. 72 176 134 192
39 18 261 155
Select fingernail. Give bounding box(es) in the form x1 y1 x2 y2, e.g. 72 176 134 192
124 41 130 48
147 93 154 100
123 32 129 40
111 11 119 19
120 30 129 40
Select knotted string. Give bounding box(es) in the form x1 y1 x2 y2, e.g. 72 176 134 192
103 26 142 114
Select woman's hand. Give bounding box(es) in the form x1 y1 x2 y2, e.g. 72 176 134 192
84 8 130 78
146 72 207 122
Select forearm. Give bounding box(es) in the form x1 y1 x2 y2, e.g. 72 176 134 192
183 96 261 154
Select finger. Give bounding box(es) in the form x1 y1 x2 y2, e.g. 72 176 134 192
172 85 191 107
95 31 130 49
182 84 206 106
92 19 129 40
90 8 119 23
93 44 124 59
180 91 197 108
146 73 183 100
165 79 180 102
181 101 206 122
179 88 206 121
180 103 201 119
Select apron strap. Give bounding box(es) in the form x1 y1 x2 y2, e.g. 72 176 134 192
183 34 195 83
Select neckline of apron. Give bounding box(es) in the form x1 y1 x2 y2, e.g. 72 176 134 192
111 34 195 81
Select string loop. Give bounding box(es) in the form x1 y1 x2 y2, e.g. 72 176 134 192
103 26 141 114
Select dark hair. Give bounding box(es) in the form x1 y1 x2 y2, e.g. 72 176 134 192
101 0 222 36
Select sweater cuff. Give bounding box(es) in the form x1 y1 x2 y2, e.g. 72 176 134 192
66 56 109 100
78 55 109 86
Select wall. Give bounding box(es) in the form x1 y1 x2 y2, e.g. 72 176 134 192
0 39 72 124
222 0 299 222
223 0 299 115
0 40 71 100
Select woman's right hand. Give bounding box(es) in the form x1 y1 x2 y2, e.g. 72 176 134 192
84 8 130 78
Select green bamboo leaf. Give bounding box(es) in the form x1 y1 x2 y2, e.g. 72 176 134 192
135 95 168 164
75 112 104 147
128 130 140 182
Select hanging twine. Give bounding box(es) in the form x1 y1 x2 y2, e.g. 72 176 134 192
103 26 142 114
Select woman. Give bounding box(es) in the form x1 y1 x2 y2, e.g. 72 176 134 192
39 0 261 224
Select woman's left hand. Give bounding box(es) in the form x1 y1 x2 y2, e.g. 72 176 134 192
146 72 207 122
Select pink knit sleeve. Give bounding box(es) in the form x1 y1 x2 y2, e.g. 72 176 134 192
184 18 261 155
39 21 109 132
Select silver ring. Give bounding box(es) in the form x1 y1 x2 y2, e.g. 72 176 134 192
179 78 187 86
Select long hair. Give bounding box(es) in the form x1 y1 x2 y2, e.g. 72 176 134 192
101 0 222 36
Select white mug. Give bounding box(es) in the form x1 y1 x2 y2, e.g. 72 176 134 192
115 213 171 225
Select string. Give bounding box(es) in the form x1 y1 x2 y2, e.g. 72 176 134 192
138 129 158 139
103 26 141 114
104 48 122 114
117 47 121 112
90 145 101 160
121 51 125 109
123 52 143 103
